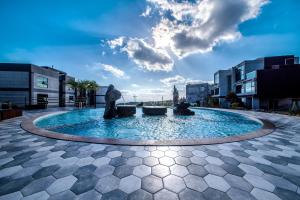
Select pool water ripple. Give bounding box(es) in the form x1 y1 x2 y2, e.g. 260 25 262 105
35 108 262 141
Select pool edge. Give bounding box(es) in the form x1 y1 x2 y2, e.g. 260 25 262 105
21 110 275 146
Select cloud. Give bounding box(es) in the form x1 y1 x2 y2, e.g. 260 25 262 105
147 0 269 57
106 0 268 72
141 6 152 17
107 37 174 72
160 75 212 87
131 83 140 88
123 38 174 71
107 36 125 49
102 64 130 79
86 62 130 79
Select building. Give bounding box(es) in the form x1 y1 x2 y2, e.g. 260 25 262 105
232 55 300 110
210 55 300 110
211 69 232 107
186 83 211 106
0 63 75 108
95 86 108 108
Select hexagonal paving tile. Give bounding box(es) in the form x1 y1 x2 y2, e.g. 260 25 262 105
135 150 150 158
101 189 127 200
126 157 143 166
142 175 163 193
190 156 207 166
179 188 206 200
119 175 141 193
128 189 152 200
92 157 111 167
133 165 151 178
95 175 120 193
204 174 230 192
151 150 165 158
205 156 224 166
159 157 175 166
163 175 186 193
150 165 170 179
154 189 178 200
192 150 207 158
47 175 77 195
184 174 208 192
107 151 122 158
165 150 178 158
94 164 115 178
113 165 134 178
244 174 275 192
174 156 191 166
170 164 189 177
143 157 159 167
187 164 208 177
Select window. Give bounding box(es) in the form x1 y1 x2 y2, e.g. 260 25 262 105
214 88 219 95
200 87 205 92
245 81 255 93
236 85 242 94
236 65 245 81
246 71 256 80
214 73 219 84
69 96 74 102
36 77 48 88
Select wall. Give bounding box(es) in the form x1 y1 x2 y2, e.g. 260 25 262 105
31 70 60 107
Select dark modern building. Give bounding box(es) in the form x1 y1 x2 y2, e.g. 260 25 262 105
210 55 300 110
211 69 232 107
232 55 300 110
186 83 211 106
0 63 75 108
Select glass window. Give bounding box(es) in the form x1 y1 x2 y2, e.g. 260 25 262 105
244 81 255 93
246 71 256 80
36 77 48 88
214 73 219 84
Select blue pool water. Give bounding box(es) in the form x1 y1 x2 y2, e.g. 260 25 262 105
35 108 262 140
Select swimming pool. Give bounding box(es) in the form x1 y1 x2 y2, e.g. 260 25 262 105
34 108 263 142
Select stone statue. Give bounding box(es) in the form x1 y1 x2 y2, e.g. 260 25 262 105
103 84 121 119
173 102 195 116
173 85 179 106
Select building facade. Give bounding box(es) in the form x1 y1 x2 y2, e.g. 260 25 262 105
211 55 300 110
232 55 300 110
186 83 211 106
211 69 232 107
0 63 75 108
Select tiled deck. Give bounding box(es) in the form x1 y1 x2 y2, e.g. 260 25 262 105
0 109 300 200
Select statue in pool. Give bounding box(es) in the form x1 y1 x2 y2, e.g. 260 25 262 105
103 84 121 119
173 85 195 116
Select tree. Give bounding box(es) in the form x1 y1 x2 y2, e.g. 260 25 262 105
67 80 100 107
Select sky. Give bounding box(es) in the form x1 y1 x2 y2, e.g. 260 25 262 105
0 0 300 102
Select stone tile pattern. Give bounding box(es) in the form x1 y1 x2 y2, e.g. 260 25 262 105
0 108 300 200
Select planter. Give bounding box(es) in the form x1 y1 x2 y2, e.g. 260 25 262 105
0 109 23 121
117 105 136 117
142 106 167 116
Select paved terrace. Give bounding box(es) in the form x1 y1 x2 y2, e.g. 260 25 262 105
0 109 300 200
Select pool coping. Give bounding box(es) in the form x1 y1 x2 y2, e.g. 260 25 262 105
20 109 275 146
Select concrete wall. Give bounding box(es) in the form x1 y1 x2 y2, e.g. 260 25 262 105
31 72 60 107
218 70 232 97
